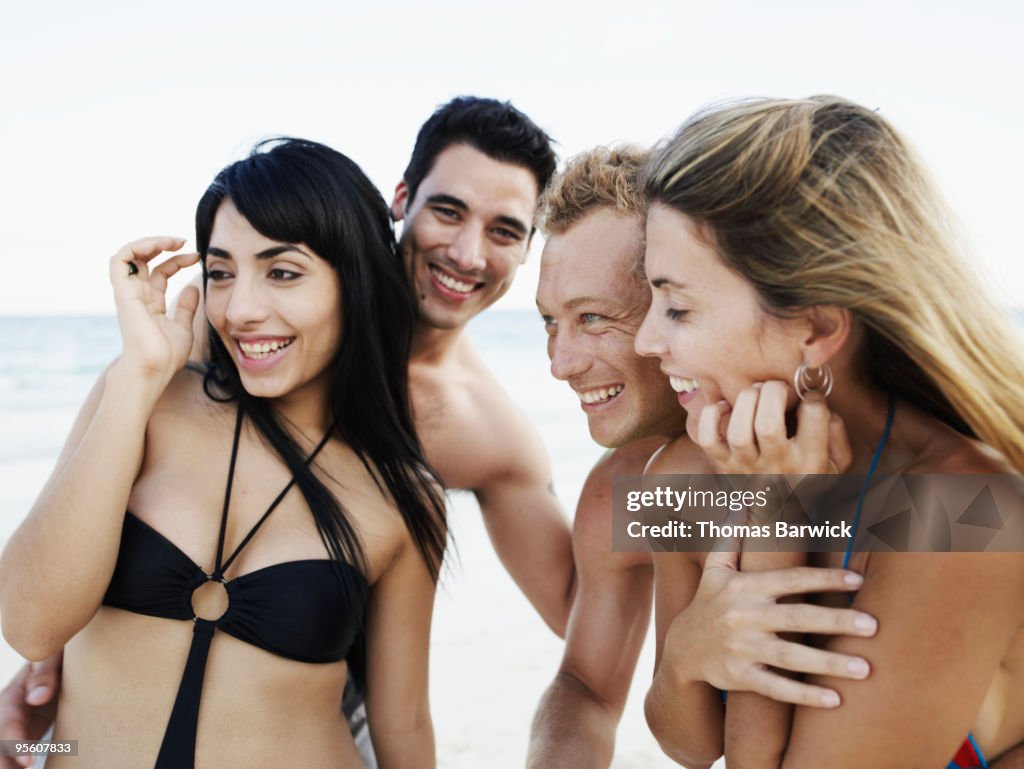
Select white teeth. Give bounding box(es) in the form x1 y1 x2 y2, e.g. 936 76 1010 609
238 339 292 358
578 384 624 404
430 266 476 293
669 376 700 394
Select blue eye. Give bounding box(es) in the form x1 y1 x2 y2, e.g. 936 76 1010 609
581 313 603 324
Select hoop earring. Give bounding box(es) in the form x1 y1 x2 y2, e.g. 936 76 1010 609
793 363 834 401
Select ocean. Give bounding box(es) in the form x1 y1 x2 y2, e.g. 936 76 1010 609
0 312 600 526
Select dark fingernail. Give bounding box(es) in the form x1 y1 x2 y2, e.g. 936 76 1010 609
128 261 139 276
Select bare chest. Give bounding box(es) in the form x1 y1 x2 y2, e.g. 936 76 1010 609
129 409 400 583
411 377 501 492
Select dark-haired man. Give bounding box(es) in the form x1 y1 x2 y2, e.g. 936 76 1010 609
0 96 571 769
391 98 572 631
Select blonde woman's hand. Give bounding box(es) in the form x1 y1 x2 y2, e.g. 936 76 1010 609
693 381 852 475
108 236 200 386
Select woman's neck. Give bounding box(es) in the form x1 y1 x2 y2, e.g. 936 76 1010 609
825 379 897 473
264 379 334 447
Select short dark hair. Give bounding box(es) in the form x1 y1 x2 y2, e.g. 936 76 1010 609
402 96 557 206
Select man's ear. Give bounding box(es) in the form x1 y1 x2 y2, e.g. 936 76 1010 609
521 228 537 264
801 305 853 367
390 180 409 223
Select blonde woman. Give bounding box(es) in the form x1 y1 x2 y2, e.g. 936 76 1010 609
635 97 1024 768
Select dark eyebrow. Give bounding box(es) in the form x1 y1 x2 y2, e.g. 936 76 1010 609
255 245 312 260
206 245 312 261
426 193 468 211
494 215 529 237
651 277 686 289
426 193 528 237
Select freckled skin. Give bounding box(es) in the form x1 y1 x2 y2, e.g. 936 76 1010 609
537 207 683 447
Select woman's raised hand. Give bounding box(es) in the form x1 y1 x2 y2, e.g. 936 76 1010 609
108 236 201 385
694 381 852 475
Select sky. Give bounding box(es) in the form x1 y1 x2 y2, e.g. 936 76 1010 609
2 0 1021 315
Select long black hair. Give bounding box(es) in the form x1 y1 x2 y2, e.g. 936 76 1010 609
194 138 447 591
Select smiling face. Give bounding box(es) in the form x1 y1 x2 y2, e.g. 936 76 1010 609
537 207 683 448
204 198 342 406
391 143 540 332
635 204 807 439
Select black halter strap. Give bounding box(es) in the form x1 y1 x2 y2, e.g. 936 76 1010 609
211 404 333 580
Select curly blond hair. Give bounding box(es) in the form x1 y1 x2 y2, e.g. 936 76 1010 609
540 145 649 236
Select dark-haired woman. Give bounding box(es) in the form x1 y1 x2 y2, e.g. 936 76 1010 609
0 139 446 769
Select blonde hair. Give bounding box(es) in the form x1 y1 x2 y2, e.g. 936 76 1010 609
645 95 1024 470
540 145 649 235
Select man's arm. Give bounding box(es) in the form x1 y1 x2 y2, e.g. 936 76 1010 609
527 439 663 769
474 413 575 637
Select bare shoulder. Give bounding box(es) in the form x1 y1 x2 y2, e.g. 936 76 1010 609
146 366 232 443
576 437 669 528
900 401 1015 474
646 439 710 575
574 439 670 571
591 437 673 485
796 550 1024 764
412 340 550 491
318 439 442 585
461 349 548 467
645 434 714 476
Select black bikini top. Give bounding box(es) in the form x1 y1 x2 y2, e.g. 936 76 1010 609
102 405 368 768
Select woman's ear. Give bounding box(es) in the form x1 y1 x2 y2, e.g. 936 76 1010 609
801 305 853 366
